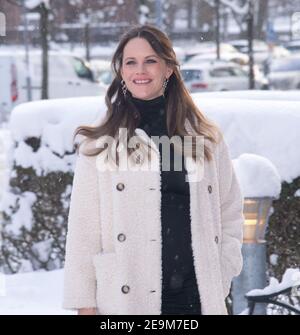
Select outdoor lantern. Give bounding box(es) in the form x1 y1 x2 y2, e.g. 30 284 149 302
233 196 275 315
243 197 274 244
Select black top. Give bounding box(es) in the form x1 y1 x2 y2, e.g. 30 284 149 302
131 95 201 315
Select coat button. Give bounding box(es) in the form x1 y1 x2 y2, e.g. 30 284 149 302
208 185 212 193
215 236 219 244
116 183 125 191
117 233 126 242
121 285 130 294
136 155 143 164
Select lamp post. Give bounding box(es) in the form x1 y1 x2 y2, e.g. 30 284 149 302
232 197 274 315
21 0 32 101
155 0 163 29
246 0 255 89
215 0 220 60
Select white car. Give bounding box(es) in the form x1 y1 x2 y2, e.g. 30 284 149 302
0 55 18 122
89 59 113 86
268 55 300 90
284 40 300 54
230 39 290 65
185 42 249 65
181 61 266 93
0 50 107 110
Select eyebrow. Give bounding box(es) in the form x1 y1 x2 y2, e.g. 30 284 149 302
124 55 159 61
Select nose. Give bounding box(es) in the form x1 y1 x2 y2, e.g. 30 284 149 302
135 62 146 74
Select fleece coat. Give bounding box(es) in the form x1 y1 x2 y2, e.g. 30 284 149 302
63 118 244 315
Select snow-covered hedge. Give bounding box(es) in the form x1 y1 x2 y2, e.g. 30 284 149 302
0 97 105 273
1 92 300 277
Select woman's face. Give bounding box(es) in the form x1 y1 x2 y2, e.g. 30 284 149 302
120 37 173 100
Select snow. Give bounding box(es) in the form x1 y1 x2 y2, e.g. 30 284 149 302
1 266 297 314
270 254 279 266
233 154 281 198
0 273 5 297
31 238 56 264
13 142 76 175
25 0 50 10
219 0 249 16
294 189 300 197
246 268 300 297
204 0 248 16
195 91 300 183
8 90 300 183
139 5 150 25
0 269 75 315
0 129 12 201
1 191 36 235
198 90 300 101
10 96 106 174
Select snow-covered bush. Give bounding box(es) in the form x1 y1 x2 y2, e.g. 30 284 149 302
246 268 300 315
0 97 105 273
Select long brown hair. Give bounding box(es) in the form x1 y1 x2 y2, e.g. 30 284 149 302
74 24 221 162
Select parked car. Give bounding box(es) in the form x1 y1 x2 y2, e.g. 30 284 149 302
89 59 113 86
283 40 300 54
0 50 107 113
181 60 267 93
0 55 18 122
184 42 249 65
268 55 300 90
230 39 290 66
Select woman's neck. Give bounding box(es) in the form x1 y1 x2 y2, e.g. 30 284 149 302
131 95 165 110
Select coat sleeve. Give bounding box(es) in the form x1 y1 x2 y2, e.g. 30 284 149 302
63 149 101 310
217 138 244 298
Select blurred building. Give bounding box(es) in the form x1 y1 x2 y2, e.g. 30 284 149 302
1 0 300 46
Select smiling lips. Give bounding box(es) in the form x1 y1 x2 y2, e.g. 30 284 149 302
133 79 152 84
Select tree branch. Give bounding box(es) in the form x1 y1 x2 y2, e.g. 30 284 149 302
219 0 249 16
203 0 249 16
5 0 22 7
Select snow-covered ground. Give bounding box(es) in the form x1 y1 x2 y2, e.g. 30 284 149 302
0 269 75 315
0 267 298 315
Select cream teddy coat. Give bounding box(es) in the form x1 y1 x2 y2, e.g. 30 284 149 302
63 118 244 315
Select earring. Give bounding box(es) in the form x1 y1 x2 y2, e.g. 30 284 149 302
162 77 169 96
121 79 127 98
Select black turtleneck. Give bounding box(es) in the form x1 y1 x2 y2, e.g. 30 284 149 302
131 95 201 315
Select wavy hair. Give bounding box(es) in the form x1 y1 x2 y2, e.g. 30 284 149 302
74 24 221 163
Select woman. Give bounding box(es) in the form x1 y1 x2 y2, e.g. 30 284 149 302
63 25 244 315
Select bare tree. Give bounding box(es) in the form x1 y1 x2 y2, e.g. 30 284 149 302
256 0 269 40
6 0 51 99
38 1 50 99
204 0 256 89
187 0 193 29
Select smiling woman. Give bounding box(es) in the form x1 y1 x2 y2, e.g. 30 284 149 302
120 38 173 101
63 25 244 316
